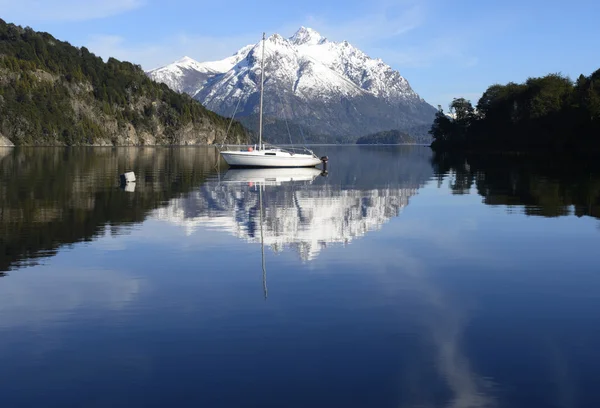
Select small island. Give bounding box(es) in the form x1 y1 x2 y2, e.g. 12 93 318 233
356 129 415 145
429 70 600 154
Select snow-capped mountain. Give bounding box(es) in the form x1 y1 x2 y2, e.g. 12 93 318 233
148 27 437 142
147 46 252 95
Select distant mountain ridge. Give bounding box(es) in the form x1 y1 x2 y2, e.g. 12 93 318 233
147 27 437 143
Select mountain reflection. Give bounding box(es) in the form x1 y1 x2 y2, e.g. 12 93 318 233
155 146 433 261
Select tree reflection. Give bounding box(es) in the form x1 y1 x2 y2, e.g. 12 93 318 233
432 152 600 219
0 147 220 272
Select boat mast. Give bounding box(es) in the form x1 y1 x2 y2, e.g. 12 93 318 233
258 32 266 151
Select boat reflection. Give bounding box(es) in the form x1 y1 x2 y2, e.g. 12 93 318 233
221 167 324 185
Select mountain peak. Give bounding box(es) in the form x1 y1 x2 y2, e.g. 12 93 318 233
267 33 287 44
290 26 326 45
175 56 196 64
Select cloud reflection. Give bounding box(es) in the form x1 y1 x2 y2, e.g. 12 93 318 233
381 251 497 408
331 221 497 407
0 267 142 329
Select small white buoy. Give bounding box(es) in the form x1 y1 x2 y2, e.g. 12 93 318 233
120 171 136 184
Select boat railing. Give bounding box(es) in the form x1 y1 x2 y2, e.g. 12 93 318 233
217 144 256 152
268 145 316 156
218 144 317 157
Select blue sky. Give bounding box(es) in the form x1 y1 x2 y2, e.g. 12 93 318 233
1 0 598 109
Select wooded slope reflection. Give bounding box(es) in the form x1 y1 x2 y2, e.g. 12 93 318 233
0 147 220 271
431 152 600 220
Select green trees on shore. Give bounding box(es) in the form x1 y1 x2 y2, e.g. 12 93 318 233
430 70 600 152
0 19 247 145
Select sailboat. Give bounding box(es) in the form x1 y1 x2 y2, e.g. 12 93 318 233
220 33 324 168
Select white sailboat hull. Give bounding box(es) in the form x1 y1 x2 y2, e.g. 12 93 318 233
221 150 322 168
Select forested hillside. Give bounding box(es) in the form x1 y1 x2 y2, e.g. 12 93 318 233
0 19 248 146
430 71 600 152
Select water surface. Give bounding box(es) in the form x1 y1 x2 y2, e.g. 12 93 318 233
0 146 599 407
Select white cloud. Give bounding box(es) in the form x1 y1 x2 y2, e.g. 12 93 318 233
294 1 478 75
86 35 163 68
371 36 478 68
85 32 257 70
303 1 425 46
0 0 144 22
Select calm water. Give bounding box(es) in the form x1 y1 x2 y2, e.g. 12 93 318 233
1 146 599 408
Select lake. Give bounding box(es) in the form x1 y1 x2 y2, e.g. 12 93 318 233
1 145 599 408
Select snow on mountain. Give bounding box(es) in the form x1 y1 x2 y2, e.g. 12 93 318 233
197 32 366 111
148 27 437 141
146 45 252 95
289 26 327 46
